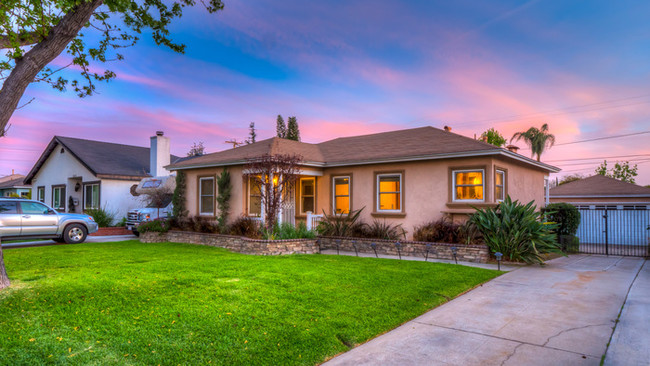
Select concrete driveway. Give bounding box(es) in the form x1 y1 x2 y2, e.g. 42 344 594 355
325 255 646 366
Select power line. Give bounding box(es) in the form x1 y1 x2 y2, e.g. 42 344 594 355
555 130 650 146
545 153 650 163
554 158 650 168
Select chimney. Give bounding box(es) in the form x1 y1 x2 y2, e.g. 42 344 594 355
150 131 170 177
506 144 520 154
443 125 452 132
482 135 488 142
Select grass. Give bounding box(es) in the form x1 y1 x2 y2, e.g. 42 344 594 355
0 241 500 365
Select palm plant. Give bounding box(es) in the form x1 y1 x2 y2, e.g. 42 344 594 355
511 123 555 161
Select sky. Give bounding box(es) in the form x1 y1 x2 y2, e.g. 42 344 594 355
1 0 650 185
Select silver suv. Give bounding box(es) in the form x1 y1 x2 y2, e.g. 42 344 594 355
0 198 99 244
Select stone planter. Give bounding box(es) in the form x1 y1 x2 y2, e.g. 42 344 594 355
89 227 133 236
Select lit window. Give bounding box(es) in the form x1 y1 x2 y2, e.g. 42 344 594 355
333 176 350 214
495 170 505 202
199 177 214 215
248 177 261 217
453 170 484 201
377 174 401 212
52 186 66 211
300 178 315 214
84 183 100 209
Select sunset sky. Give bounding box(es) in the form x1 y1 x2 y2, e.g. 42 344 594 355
1 0 650 184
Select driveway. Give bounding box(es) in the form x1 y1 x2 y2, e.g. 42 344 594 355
325 255 646 366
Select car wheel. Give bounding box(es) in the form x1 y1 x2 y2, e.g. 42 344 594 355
64 224 88 244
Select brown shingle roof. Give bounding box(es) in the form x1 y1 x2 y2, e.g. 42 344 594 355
550 175 650 197
171 126 558 171
0 176 29 189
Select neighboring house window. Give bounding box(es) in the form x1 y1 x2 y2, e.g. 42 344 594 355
84 182 100 210
37 186 45 202
333 176 350 214
248 177 262 217
300 178 315 214
199 177 215 215
20 191 29 198
495 170 505 202
377 174 402 212
52 185 66 211
453 170 484 201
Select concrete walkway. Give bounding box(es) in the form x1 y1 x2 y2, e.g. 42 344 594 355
604 260 649 365
325 255 646 366
1 235 137 249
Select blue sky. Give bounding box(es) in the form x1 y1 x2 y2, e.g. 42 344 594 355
2 0 650 184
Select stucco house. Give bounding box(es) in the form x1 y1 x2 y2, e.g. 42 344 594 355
0 173 31 198
168 126 560 239
549 174 650 208
24 132 178 221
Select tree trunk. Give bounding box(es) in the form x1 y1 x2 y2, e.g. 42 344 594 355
0 239 9 290
0 0 104 134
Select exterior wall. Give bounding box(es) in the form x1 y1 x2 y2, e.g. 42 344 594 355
184 166 245 223
549 197 650 204
492 157 547 208
102 179 145 220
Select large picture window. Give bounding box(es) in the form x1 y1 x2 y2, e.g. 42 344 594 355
333 176 350 214
84 182 100 210
52 185 66 211
248 177 262 217
453 170 484 201
495 170 505 202
377 174 402 212
300 178 315 214
199 177 215 215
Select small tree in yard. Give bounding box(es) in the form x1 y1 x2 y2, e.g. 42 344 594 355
216 169 232 231
244 154 302 231
143 186 174 220
595 160 638 184
172 171 188 219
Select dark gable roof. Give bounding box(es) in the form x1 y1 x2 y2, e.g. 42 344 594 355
0 176 29 189
171 126 559 172
550 174 650 197
24 136 180 184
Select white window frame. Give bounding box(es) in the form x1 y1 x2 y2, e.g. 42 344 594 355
332 176 351 214
83 183 100 210
376 173 402 213
198 177 215 216
37 187 45 202
495 170 505 202
52 186 65 210
300 177 316 214
452 169 485 202
247 177 262 217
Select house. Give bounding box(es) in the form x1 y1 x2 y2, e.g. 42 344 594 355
549 174 650 208
0 173 31 198
168 126 560 239
24 132 178 220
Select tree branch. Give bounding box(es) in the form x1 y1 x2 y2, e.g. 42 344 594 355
0 31 46 49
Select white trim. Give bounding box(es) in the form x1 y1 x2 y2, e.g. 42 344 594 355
332 175 351 214
198 177 215 215
299 177 316 215
452 169 485 202
376 173 402 213
247 176 262 217
495 169 505 202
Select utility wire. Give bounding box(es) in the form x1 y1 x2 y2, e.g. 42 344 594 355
545 153 650 163
555 130 650 146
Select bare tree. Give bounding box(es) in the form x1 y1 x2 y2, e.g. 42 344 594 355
141 186 174 219
0 241 9 289
244 154 302 231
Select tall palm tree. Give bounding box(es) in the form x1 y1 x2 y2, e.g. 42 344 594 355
510 123 555 162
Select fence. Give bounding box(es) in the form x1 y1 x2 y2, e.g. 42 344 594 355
575 208 650 256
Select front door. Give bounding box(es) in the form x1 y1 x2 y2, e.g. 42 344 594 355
0 201 21 237
281 184 296 226
19 201 59 236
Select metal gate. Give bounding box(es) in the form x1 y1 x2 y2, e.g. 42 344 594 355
575 206 650 257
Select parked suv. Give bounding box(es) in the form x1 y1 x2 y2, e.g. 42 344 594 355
0 198 98 244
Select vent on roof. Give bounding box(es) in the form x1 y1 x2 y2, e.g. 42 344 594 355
443 126 452 132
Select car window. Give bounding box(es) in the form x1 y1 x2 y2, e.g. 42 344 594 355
0 201 18 214
20 202 50 215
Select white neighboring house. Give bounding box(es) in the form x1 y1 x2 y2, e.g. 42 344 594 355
24 132 179 221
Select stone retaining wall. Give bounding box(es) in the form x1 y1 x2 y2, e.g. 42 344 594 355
140 230 318 255
318 237 489 263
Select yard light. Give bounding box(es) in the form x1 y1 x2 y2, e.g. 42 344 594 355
451 246 458 264
352 240 359 257
336 239 341 255
425 244 432 262
395 242 402 260
495 252 503 271
370 243 378 258
316 238 321 254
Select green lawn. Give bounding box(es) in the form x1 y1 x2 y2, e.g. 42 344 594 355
0 241 500 365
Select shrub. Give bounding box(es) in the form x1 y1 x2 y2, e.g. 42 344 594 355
266 222 316 240
316 208 366 237
116 217 127 227
470 197 563 264
413 218 460 243
229 216 262 239
542 203 581 236
85 207 116 227
365 220 406 241
138 219 169 234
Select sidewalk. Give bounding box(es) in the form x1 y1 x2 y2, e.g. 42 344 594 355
325 255 645 366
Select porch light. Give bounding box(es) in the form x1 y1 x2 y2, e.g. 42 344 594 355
495 252 503 271
370 243 378 258
272 175 278 186
395 242 402 260
425 243 432 262
451 246 458 264
352 240 359 257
